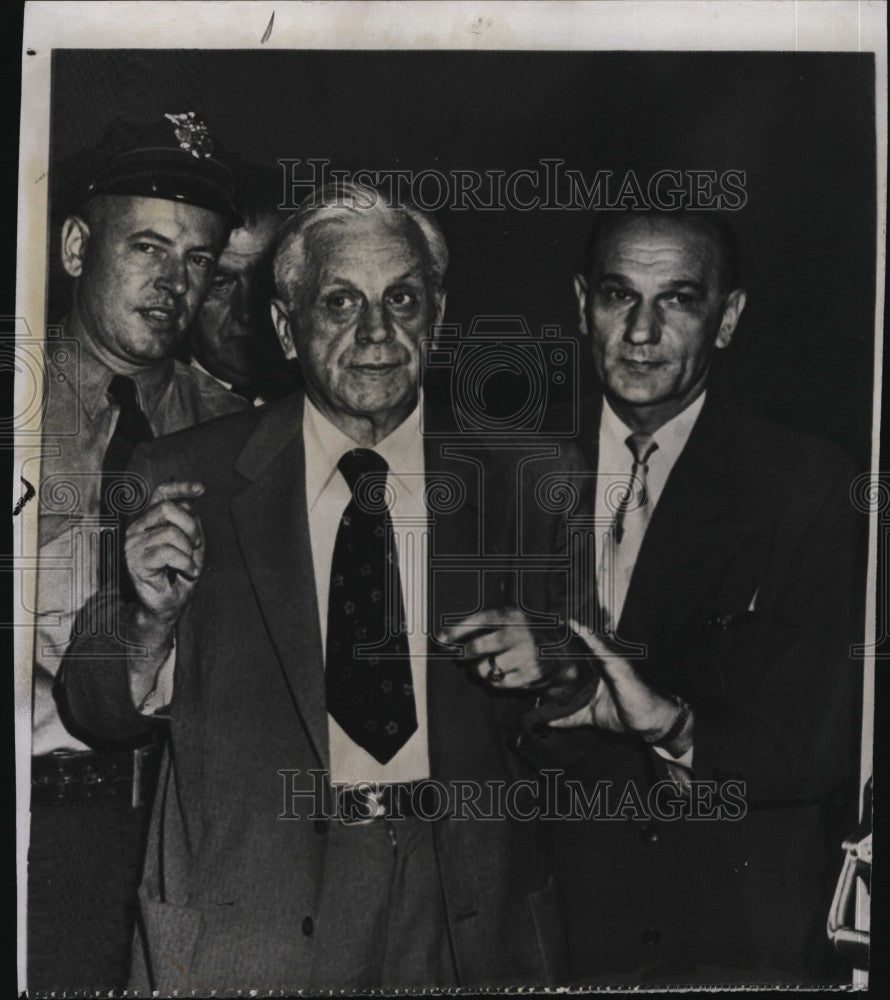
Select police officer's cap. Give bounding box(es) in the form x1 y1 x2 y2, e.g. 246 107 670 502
75 112 242 227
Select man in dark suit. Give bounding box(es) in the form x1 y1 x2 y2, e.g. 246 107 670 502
57 182 567 992
443 210 863 985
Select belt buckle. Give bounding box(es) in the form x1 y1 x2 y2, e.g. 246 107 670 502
33 750 85 806
337 784 388 826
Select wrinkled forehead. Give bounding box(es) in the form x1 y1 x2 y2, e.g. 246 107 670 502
220 213 280 270
591 217 723 288
304 211 427 270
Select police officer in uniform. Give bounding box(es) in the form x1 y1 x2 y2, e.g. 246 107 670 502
29 112 246 993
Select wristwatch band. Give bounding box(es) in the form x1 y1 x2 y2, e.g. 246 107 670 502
643 694 691 747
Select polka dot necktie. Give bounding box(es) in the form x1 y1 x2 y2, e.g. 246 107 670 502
324 448 417 764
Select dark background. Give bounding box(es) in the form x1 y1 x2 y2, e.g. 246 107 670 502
0 41 880 997
47 49 877 465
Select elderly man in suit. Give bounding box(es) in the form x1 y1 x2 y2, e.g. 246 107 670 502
444 211 863 985
57 182 568 992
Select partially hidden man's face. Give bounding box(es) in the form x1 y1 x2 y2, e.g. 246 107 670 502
62 195 229 368
574 217 746 428
189 213 280 384
272 215 444 429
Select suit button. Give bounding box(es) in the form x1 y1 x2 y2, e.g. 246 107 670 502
302 916 314 936
640 823 659 844
641 926 661 947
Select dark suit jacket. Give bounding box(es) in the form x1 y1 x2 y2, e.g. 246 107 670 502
529 391 863 985
58 392 571 993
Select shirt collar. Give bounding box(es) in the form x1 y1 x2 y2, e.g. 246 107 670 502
600 391 706 468
190 355 232 392
303 393 425 510
61 311 175 423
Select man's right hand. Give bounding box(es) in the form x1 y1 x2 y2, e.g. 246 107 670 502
125 481 206 625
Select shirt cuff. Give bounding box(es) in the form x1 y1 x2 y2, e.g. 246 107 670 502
135 644 176 716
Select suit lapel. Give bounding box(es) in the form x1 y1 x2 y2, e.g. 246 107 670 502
618 396 750 642
423 434 487 780
230 394 329 770
572 393 605 616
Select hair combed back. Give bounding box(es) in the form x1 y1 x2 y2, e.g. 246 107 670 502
582 209 741 293
272 181 449 309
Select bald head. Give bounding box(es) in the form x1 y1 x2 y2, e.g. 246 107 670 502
583 210 740 294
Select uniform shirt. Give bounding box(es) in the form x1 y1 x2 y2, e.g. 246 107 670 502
33 315 246 755
594 392 705 771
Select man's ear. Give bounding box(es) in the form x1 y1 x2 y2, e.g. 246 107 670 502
433 289 447 327
573 274 589 337
715 288 747 350
61 216 90 278
423 290 447 350
271 299 298 360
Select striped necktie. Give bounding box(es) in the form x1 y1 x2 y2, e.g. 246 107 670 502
600 432 659 630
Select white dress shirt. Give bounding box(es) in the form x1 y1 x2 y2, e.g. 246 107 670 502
189 356 268 407
303 396 430 787
141 396 432 787
594 392 706 770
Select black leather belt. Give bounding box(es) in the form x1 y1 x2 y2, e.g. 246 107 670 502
31 744 162 809
333 780 444 825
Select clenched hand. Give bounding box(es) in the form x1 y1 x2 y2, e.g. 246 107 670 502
125 481 206 625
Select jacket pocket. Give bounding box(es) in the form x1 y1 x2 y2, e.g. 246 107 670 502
134 892 203 995
527 874 568 984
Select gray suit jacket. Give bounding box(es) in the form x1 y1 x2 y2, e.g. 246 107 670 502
59 392 571 993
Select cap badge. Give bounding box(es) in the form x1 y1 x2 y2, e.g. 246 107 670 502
163 112 213 159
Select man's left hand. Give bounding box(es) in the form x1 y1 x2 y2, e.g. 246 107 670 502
551 621 691 755
437 607 564 689
439 610 690 752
